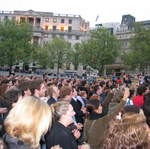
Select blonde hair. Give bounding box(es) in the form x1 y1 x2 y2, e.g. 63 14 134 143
51 101 70 121
4 96 52 148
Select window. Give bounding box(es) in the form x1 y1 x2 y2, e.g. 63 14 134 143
85 24 87 29
53 26 57 31
83 65 87 70
4 16 8 20
69 19 72 24
53 18 57 23
45 18 49 22
20 17 26 23
36 18 41 24
28 17 34 24
76 35 80 40
75 65 78 70
61 19 64 23
33 36 39 44
60 26 64 32
45 25 49 31
68 26 72 32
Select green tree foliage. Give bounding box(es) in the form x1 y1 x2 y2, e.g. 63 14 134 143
123 24 150 71
32 44 50 69
78 28 119 74
71 43 82 70
0 19 32 71
35 37 71 77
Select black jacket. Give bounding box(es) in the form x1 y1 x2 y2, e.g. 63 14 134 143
45 122 78 149
71 98 84 124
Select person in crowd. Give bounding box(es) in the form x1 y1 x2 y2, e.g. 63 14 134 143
29 80 49 149
30 79 46 97
59 86 73 102
18 80 32 97
92 85 102 101
1 88 22 110
76 87 88 108
0 84 9 137
125 88 135 105
47 85 59 105
71 87 86 124
133 85 147 108
102 105 150 149
3 96 52 149
30 79 47 102
83 88 129 149
45 101 79 149
116 77 123 86
59 86 83 141
0 88 23 137
143 93 150 127
123 74 132 87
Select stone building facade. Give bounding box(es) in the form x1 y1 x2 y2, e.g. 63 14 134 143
0 10 90 75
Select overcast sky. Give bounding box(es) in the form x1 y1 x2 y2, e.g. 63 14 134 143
1 0 150 27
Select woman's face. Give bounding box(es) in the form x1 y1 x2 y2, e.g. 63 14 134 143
63 104 76 125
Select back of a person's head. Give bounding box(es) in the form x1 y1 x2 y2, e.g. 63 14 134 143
4 96 52 148
102 108 150 148
2 88 22 110
59 86 72 99
137 85 147 95
86 99 100 114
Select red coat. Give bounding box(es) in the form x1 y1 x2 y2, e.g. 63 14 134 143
133 95 144 107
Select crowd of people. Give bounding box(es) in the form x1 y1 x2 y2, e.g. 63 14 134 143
0 72 150 149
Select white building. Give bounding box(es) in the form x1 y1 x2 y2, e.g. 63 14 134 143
0 10 90 45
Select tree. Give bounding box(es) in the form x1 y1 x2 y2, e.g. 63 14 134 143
32 44 51 69
123 24 150 71
0 19 32 73
71 43 82 70
35 37 71 77
79 27 119 75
